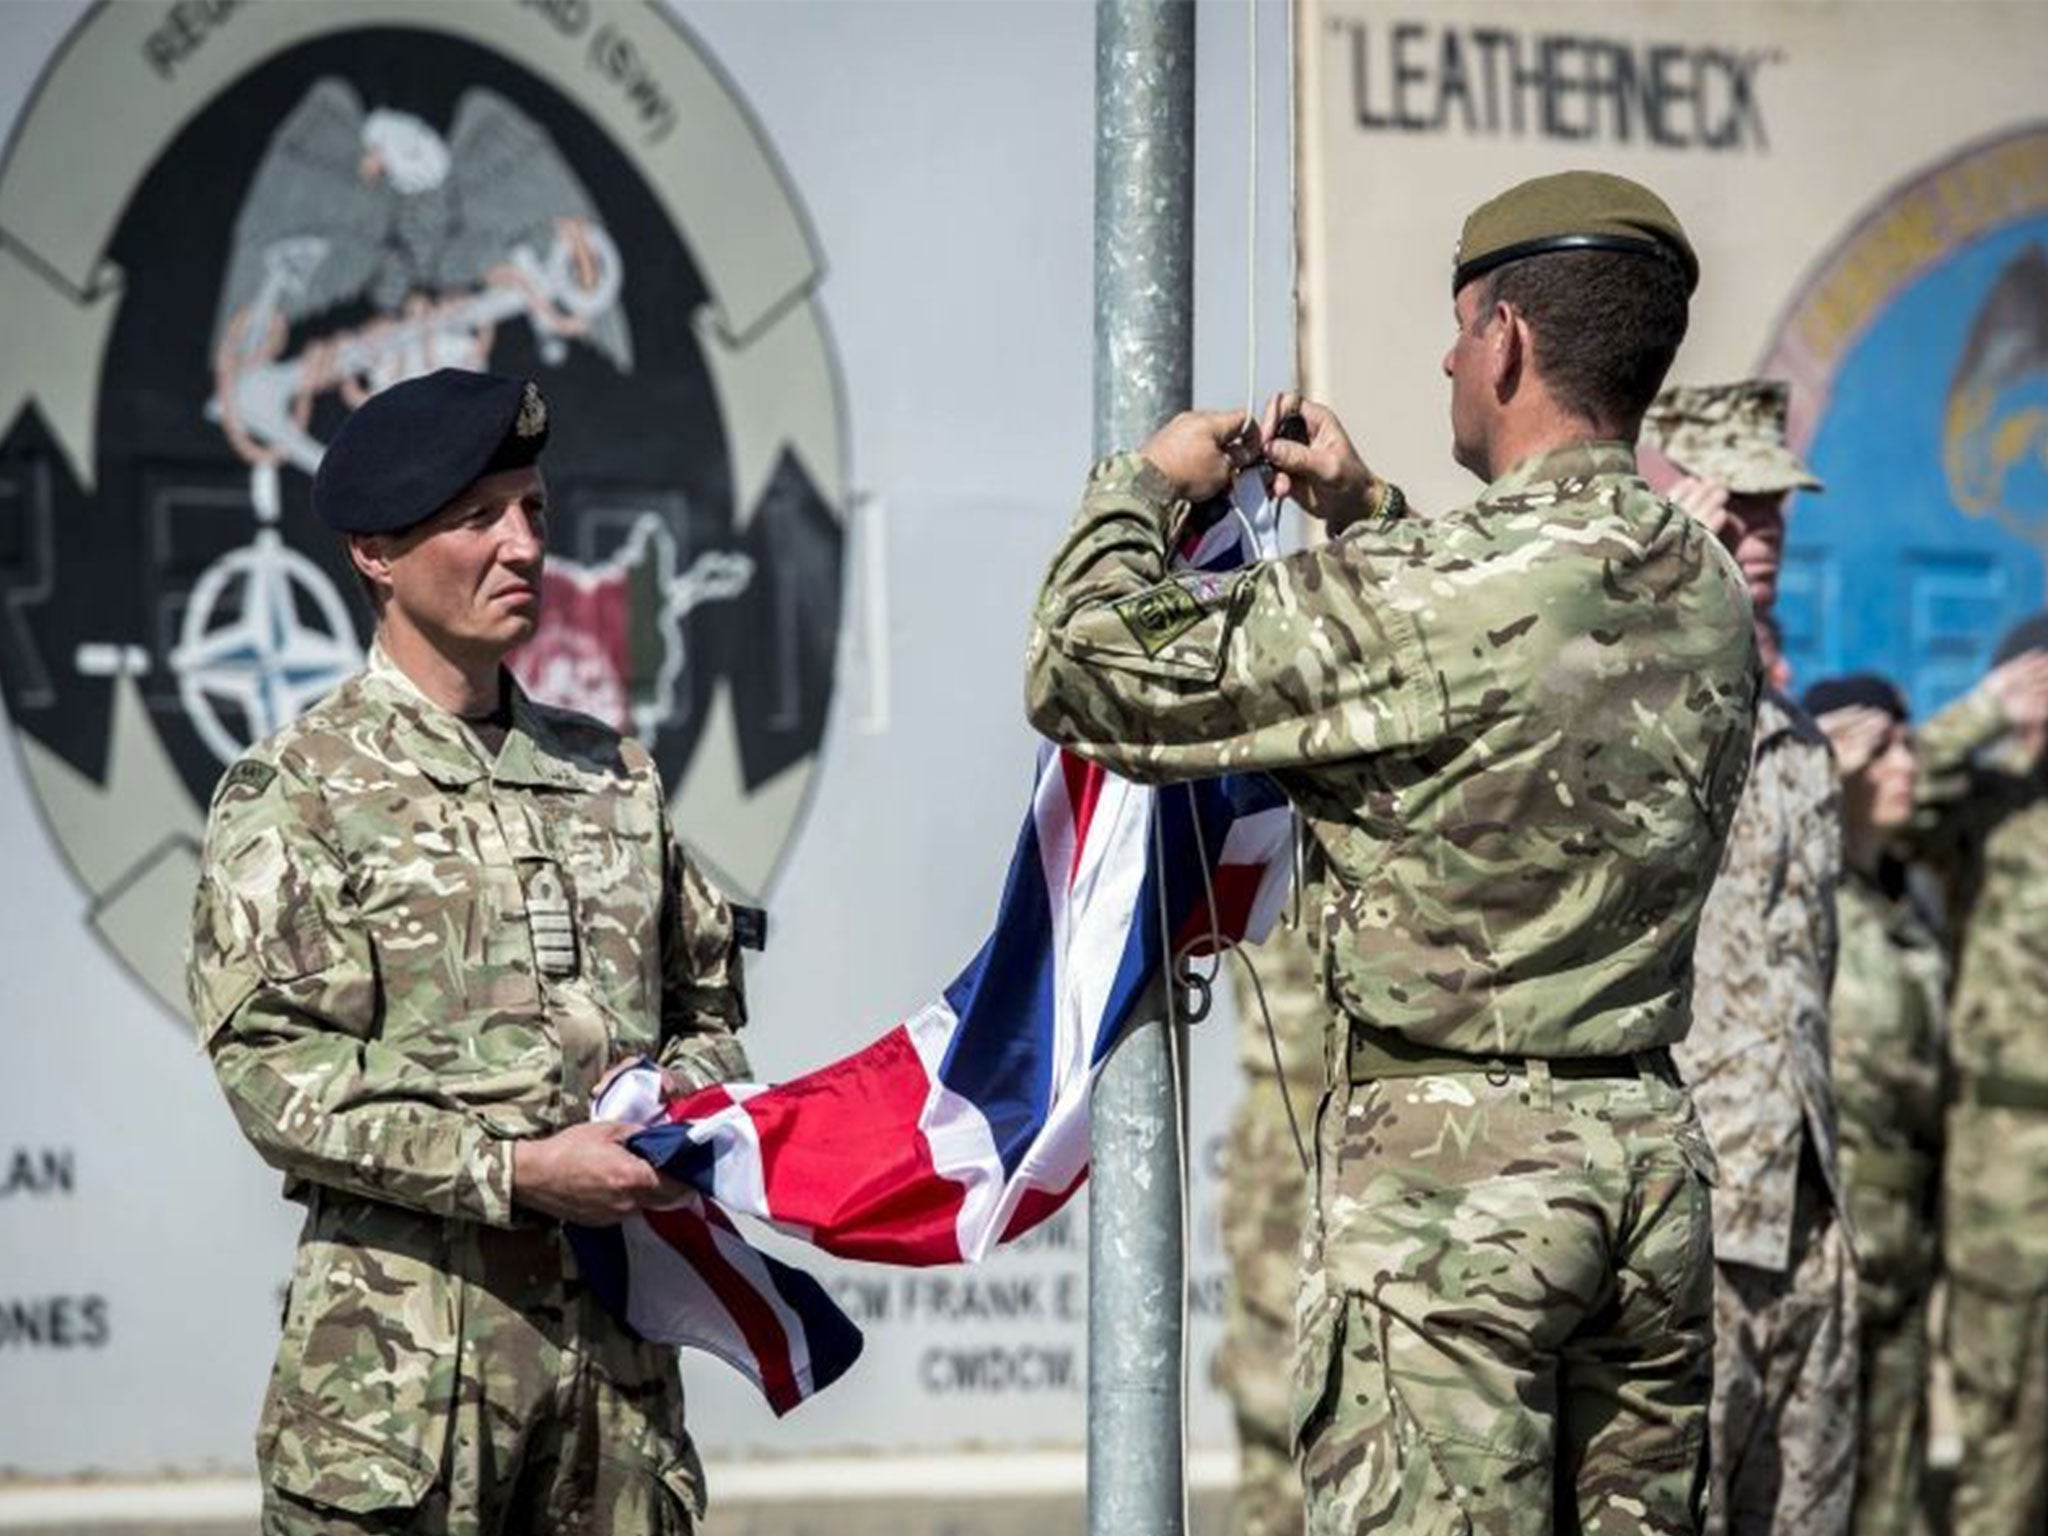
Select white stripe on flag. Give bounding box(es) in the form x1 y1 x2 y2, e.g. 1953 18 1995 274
703 1212 819 1399
905 1001 1010 1263
619 1212 758 1379
693 1084 771 1216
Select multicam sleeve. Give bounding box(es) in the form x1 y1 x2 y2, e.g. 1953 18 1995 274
1904 686 2014 870
1024 453 1439 783
186 755 517 1226
655 806 752 1094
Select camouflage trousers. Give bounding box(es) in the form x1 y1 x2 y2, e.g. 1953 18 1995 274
1945 1279 2048 1536
259 1195 703 1535
1843 1175 1936 1536
1217 1070 1314 1536
1291 1059 1716 1536
1849 1274 1933 1536
1703 1166 1858 1536
1944 1104 2048 1536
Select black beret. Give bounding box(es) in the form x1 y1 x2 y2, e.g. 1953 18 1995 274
1802 672 1908 722
1995 611 2048 666
1454 170 1698 296
313 369 550 535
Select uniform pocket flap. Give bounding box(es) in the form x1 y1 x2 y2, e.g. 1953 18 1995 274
267 1394 439 1513
1288 1279 1343 1456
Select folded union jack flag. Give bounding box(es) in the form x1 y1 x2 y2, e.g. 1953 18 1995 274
568 474 1296 1413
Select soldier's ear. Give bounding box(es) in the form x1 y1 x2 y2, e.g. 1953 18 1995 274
347 533 395 599
1492 302 1526 400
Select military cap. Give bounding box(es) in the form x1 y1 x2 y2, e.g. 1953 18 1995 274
312 368 549 535
1994 610 2048 665
1802 672 1908 722
1641 379 1823 496
1453 170 1698 296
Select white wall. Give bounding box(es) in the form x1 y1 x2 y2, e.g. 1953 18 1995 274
0 0 1299 1475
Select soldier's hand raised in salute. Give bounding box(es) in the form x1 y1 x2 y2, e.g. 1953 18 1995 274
1983 649 2048 734
1665 475 1734 540
1816 705 1895 777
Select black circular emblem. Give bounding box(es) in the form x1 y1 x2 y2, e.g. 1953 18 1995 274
0 5 849 1015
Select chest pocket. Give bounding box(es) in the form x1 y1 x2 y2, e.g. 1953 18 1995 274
352 793 540 1019
517 791 664 1029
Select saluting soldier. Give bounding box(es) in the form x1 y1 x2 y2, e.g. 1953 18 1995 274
1902 616 2048 1536
1027 172 1754 1534
1641 380 1858 1536
1805 673 1949 1536
187 370 751 1535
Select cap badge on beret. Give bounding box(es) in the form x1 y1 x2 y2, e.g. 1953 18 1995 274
516 381 547 440
310 367 552 537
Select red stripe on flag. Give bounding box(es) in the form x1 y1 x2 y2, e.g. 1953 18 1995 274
1172 863 1262 957
644 1201 803 1415
1060 750 1105 884
710 1026 969 1265
998 1169 1088 1243
667 1082 737 1123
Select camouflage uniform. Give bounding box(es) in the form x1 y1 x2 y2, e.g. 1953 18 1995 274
187 644 749 1535
1831 868 1947 1536
1217 915 1323 1536
1677 693 1859 1536
1907 687 2048 1536
1028 446 1755 1534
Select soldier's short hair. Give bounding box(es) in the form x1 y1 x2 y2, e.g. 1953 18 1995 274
1481 249 1690 432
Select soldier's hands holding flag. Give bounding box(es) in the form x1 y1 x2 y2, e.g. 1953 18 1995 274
1137 393 1394 532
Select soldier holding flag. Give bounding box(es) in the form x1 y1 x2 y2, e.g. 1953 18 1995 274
1027 171 1754 1532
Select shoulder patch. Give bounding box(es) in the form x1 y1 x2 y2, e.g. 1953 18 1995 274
217 759 277 803
1113 580 1214 658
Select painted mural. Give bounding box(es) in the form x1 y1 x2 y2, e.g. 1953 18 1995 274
1764 124 2048 709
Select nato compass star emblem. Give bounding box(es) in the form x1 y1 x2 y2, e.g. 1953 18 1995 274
0 6 850 1023
167 513 363 766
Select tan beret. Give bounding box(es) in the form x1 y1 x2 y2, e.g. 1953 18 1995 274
1454 170 1698 296
1642 379 1824 495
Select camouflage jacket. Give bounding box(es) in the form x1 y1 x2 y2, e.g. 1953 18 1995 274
1026 445 1757 1061
1676 692 1845 1271
1909 686 2048 1088
187 644 751 1226
1832 867 1947 1290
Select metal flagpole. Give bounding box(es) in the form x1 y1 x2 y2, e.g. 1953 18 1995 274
1088 3 1195 1533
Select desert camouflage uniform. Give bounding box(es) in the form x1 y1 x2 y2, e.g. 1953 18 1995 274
1680 692 1858 1536
1830 868 1946 1536
1029 446 1755 1535
1217 915 1323 1536
1906 687 2048 1536
188 644 749 1535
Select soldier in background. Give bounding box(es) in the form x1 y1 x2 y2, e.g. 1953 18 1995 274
1642 381 1858 1536
187 370 750 1534
1215 916 1322 1536
1805 674 1949 1536
1901 617 2048 1536
1029 171 1752 1533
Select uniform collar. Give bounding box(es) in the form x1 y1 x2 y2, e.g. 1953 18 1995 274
363 641 589 791
1754 687 1817 750
1475 440 1639 507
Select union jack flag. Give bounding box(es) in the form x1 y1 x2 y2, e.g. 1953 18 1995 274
570 471 1295 1412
